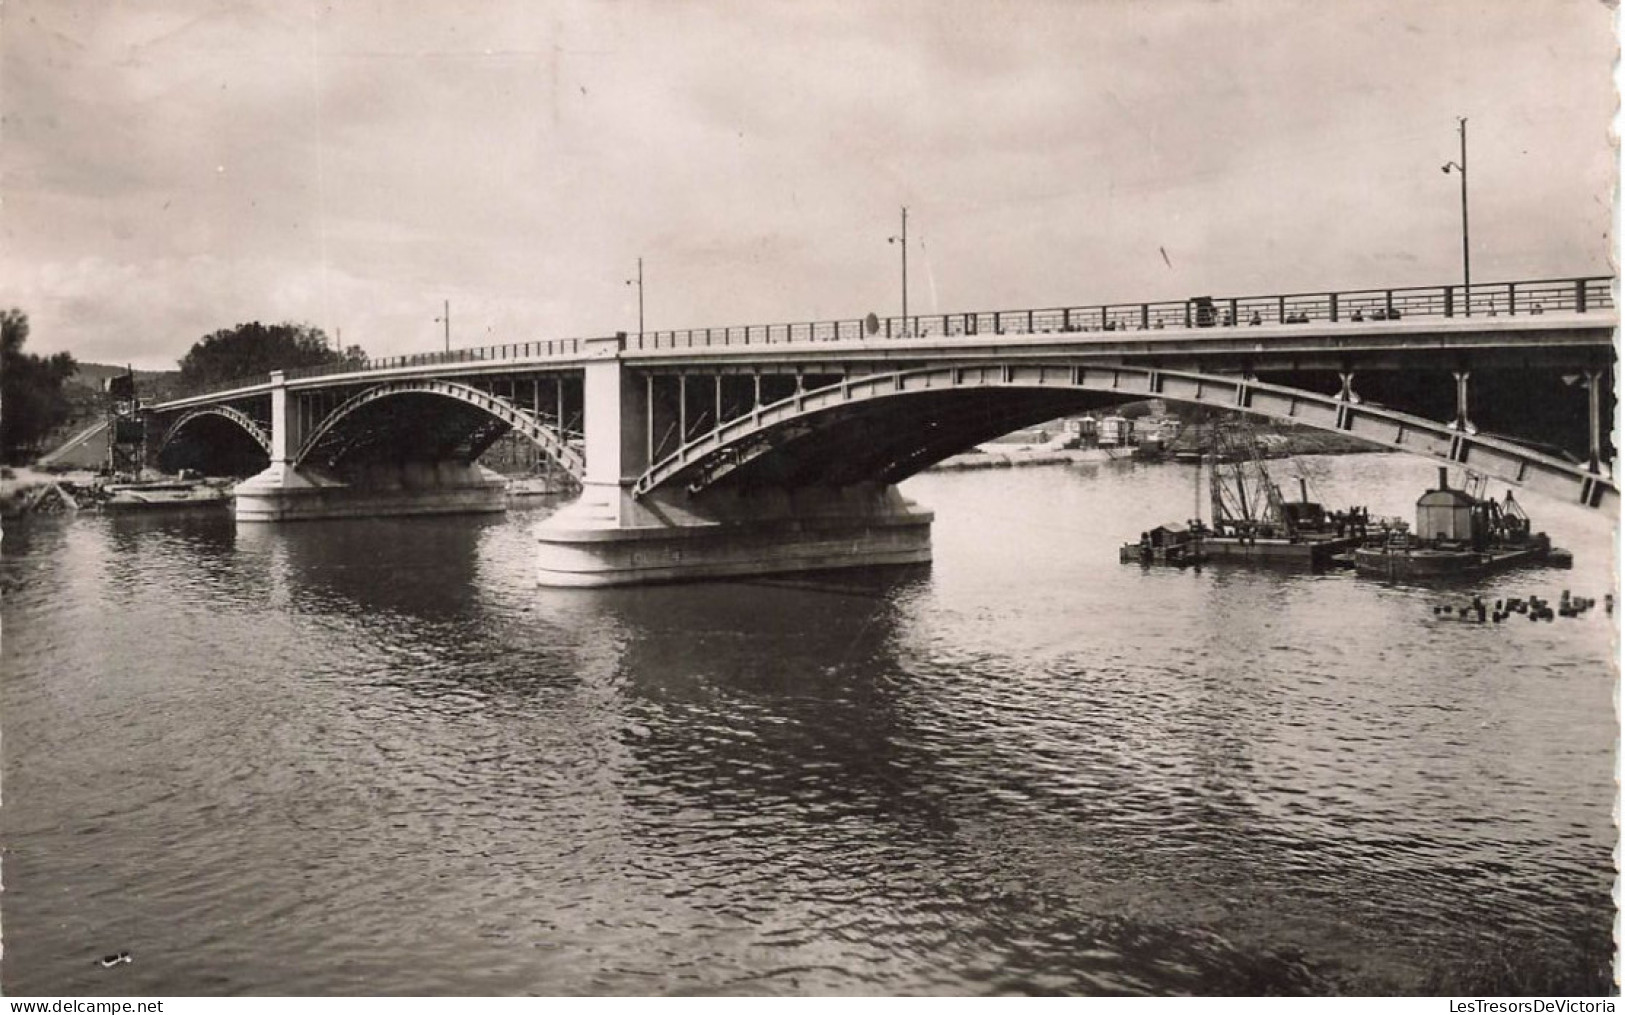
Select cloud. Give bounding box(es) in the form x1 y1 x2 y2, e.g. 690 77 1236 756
2 0 1614 368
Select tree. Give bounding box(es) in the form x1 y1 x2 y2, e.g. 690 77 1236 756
1 309 78 464
178 322 367 393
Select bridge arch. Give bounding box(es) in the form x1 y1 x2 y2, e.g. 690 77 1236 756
155 405 273 476
635 363 1615 511
158 405 272 455
295 378 585 478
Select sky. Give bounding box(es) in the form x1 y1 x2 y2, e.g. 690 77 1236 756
2 0 1617 369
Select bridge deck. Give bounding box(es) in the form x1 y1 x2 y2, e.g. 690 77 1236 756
618 311 1615 369
151 302 1615 413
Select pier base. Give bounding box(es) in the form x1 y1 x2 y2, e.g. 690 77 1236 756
534 483 933 587
234 462 508 522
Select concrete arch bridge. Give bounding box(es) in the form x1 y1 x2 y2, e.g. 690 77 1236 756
144 275 1617 584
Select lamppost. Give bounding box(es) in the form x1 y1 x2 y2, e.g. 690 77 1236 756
625 257 644 338
434 299 451 353
888 207 908 335
1441 117 1470 317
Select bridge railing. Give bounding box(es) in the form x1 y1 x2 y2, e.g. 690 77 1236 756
162 275 1613 404
282 337 585 382
627 275 1613 349
164 338 593 400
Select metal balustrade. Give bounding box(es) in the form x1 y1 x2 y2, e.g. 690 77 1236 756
166 275 1613 402
630 275 1612 349
283 337 584 381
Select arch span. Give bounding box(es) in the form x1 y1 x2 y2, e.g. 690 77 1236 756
158 405 272 455
296 378 585 478
635 362 1615 511
154 405 273 477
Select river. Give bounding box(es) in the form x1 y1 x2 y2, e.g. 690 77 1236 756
1 453 1615 995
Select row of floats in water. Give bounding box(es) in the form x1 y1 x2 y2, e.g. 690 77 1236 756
1433 590 1609 624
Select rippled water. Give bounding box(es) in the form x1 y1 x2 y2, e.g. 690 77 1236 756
2 454 1616 995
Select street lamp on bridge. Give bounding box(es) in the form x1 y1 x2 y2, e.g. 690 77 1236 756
434 299 451 353
1441 117 1471 317
626 257 645 338
888 207 909 335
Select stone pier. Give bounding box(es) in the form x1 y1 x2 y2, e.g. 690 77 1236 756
533 336 932 586
234 460 508 522
233 371 508 523
535 482 933 587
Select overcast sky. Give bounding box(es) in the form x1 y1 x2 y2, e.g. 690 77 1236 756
3 0 1616 369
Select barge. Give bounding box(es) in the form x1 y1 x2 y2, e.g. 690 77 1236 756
1121 523 1205 566
1190 423 1361 567
1351 469 1570 581
100 479 232 511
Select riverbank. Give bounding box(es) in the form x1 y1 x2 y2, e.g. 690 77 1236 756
1232 426 1388 458
1 467 577 518
2 468 97 517
933 446 1132 471
0 468 237 518
932 428 1386 473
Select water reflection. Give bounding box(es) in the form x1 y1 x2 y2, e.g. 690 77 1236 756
0 454 1614 995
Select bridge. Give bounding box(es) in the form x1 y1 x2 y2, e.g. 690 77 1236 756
146 275 1617 585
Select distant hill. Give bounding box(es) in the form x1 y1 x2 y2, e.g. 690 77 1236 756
70 362 181 396
35 364 184 460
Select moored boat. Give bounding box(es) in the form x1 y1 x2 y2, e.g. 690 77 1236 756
1121 523 1205 566
1352 469 1570 581
100 479 232 511
1190 423 1363 567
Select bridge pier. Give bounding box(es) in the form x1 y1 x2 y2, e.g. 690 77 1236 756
535 483 934 587
534 337 932 586
1585 368 1606 474
233 372 508 522
1451 369 1476 434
